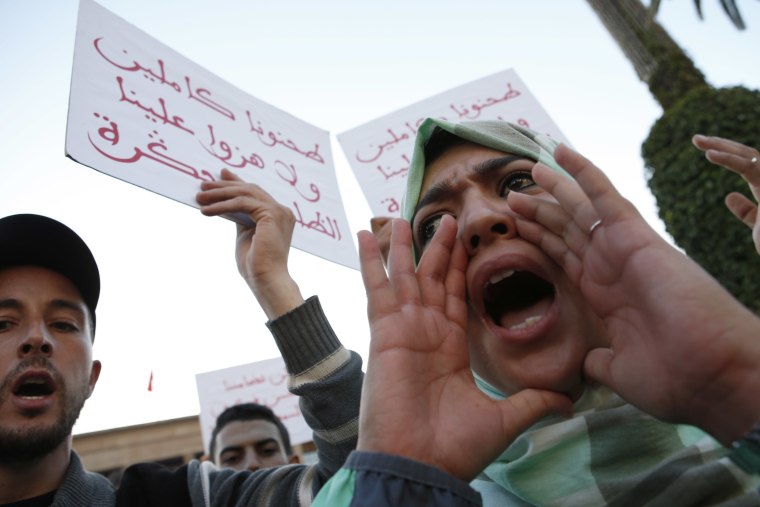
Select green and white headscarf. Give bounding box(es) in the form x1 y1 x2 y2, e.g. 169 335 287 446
402 118 567 223
401 119 760 505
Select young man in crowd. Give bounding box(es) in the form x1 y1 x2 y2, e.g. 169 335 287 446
206 403 300 472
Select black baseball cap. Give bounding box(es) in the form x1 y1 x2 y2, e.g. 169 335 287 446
0 214 100 332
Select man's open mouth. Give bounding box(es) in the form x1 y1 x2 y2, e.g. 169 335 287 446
13 373 56 399
484 269 555 330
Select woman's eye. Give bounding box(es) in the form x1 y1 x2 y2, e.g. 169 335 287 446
418 215 444 247
499 171 536 196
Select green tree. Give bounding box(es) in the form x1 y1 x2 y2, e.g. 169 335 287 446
585 0 760 312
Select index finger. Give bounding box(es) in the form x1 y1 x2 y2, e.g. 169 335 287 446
552 144 640 226
358 229 396 321
692 134 758 159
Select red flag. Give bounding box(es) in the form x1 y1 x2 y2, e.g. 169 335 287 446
148 370 154 392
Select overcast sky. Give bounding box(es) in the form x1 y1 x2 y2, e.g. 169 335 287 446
1 0 759 435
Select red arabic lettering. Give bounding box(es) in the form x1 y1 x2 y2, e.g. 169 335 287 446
261 393 296 409
404 119 424 136
353 117 428 164
223 380 244 392
274 160 320 202
88 115 214 182
116 76 194 135
244 375 266 387
201 124 265 170
93 113 119 145
186 76 235 121
376 153 410 181
93 37 182 93
380 197 400 214
246 111 325 164
355 128 410 163
278 409 303 420
268 372 288 386
450 83 522 120
292 201 342 241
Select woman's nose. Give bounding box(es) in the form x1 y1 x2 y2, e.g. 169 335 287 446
460 200 517 256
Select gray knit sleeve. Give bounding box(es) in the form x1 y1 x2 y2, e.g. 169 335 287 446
188 295 363 507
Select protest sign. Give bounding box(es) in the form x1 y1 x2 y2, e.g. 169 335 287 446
66 0 357 268
195 356 310 454
338 69 570 218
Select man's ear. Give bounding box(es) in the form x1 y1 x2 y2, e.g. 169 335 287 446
87 360 102 398
370 216 393 268
288 454 301 464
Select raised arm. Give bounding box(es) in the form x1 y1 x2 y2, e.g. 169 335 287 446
192 170 362 503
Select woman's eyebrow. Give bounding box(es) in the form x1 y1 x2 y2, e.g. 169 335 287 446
414 181 457 219
413 155 532 218
471 155 532 180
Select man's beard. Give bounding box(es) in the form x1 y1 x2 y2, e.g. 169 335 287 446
0 358 90 466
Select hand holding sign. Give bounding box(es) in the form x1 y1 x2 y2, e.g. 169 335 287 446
197 169 306 319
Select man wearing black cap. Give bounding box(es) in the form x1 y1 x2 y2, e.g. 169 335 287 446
0 213 108 504
0 212 362 506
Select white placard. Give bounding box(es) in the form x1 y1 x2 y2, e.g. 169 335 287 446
195 357 310 454
66 0 357 269
338 69 570 218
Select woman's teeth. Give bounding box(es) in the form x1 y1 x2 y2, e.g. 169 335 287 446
508 315 542 330
488 269 515 285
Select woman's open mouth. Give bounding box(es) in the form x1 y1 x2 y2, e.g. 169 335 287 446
484 269 555 331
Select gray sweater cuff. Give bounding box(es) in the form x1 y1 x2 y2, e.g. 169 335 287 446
266 295 342 374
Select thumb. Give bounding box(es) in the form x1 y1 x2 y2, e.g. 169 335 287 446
497 389 573 443
583 347 614 386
